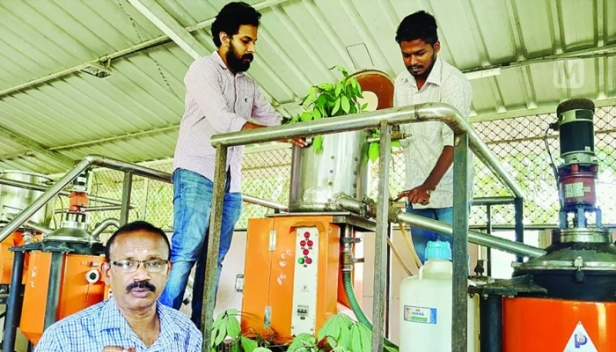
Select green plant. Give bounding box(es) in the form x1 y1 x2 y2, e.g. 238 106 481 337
210 310 398 352
285 66 370 155
285 66 400 163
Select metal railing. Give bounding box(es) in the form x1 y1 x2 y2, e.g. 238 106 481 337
0 155 287 243
207 102 528 352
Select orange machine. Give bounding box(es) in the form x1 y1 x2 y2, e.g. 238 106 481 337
472 99 616 352
0 229 37 285
20 251 106 344
240 215 369 343
502 297 616 351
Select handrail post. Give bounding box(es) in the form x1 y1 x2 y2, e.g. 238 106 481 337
452 132 470 352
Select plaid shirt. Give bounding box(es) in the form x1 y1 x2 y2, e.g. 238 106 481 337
35 298 202 352
173 51 282 193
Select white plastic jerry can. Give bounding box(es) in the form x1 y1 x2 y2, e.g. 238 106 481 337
399 240 477 352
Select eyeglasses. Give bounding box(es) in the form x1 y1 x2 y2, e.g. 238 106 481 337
110 259 169 273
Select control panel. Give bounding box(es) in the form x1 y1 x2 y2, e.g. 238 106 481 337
291 227 319 335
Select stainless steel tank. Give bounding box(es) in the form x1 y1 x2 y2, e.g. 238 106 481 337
0 170 55 227
289 130 369 212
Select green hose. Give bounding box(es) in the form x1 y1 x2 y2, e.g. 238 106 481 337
342 271 399 350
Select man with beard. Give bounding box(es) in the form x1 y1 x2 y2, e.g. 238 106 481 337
160 1 306 327
394 11 474 264
35 221 202 352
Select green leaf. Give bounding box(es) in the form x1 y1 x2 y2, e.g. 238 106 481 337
288 333 316 352
241 336 258 352
384 345 399 352
230 343 241 352
225 316 241 339
317 82 334 91
341 96 350 114
300 112 313 122
350 324 363 352
335 65 349 77
369 142 380 163
391 140 401 148
335 82 343 96
313 108 322 119
361 103 368 111
357 323 372 352
313 135 324 154
332 98 341 116
361 141 370 164
253 348 273 352
213 326 225 347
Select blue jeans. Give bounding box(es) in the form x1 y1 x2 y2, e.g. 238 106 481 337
159 168 242 328
405 205 454 264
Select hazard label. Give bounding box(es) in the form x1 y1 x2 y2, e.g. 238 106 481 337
563 322 598 351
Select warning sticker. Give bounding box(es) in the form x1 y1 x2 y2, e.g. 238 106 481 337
563 322 598 352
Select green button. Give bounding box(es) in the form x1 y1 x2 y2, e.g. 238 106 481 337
298 258 305 264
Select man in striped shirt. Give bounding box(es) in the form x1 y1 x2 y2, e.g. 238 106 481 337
394 11 474 264
159 2 305 328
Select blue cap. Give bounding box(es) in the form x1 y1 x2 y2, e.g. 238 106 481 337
425 241 451 261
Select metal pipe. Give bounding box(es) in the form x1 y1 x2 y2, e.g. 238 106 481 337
201 145 228 348
85 155 171 183
514 197 525 263
0 158 92 242
55 205 128 213
371 122 391 352
44 251 64 329
480 295 503 352
452 133 470 351
0 177 127 206
472 197 516 206
396 211 546 258
2 250 25 352
241 194 288 212
24 220 52 235
91 218 121 237
120 172 133 226
333 195 545 258
210 103 525 199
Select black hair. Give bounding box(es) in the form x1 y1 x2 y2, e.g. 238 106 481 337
104 221 171 261
395 10 439 45
211 2 262 47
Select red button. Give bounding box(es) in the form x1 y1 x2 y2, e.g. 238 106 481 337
300 240 306 246
307 240 313 247
303 249 309 256
305 258 312 264
304 232 310 238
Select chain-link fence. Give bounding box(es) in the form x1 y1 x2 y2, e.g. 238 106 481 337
54 106 616 234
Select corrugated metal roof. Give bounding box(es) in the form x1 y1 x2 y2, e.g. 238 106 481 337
0 0 615 174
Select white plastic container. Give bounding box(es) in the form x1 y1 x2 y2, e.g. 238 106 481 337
399 241 477 352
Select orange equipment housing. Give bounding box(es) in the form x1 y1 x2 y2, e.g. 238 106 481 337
503 297 616 352
0 230 39 285
240 215 365 344
20 251 106 345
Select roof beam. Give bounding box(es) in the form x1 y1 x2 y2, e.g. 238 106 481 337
127 0 206 59
0 0 290 100
0 123 74 167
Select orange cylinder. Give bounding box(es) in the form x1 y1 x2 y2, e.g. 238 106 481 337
503 297 616 352
20 251 106 345
0 230 40 285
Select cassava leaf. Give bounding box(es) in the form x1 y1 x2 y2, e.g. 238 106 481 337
313 135 324 154
240 336 258 352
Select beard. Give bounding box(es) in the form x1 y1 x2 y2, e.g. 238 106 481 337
407 53 436 79
226 43 254 73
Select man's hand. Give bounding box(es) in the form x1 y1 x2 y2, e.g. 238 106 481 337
397 184 433 205
286 138 308 147
102 347 136 352
242 122 307 147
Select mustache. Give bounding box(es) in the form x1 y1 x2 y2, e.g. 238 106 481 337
126 280 156 292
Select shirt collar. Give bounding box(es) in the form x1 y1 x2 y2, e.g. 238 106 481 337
401 56 443 87
212 51 245 77
97 297 179 347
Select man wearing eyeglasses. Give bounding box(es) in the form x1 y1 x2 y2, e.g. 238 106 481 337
35 221 202 352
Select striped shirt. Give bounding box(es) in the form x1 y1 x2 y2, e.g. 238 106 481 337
395 57 474 209
35 298 202 352
173 51 282 193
